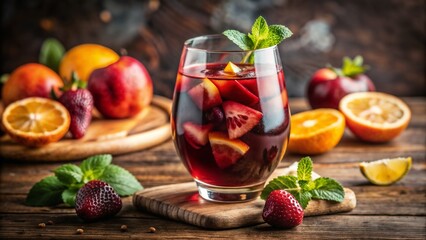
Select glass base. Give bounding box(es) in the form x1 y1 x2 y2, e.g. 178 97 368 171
195 180 265 203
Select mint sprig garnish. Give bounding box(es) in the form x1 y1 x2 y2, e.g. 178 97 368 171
261 157 344 209
330 55 369 78
223 16 292 63
26 154 143 207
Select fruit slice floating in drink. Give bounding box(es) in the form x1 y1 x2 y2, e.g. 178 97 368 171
209 131 249 169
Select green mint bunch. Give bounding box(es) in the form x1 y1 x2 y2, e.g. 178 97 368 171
223 16 292 63
261 157 344 209
330 55 369 78
26 154 143 207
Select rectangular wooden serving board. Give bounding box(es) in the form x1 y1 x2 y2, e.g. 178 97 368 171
133 168 356 229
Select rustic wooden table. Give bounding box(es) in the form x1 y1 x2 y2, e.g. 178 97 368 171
1 98 425 239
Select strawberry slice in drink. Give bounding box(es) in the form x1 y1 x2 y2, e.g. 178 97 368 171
211 80 259 106
183 122 213 149
188 78 222 110
209 131 249 169
222 101 263 139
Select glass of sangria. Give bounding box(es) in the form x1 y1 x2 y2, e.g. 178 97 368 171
171 34 290 202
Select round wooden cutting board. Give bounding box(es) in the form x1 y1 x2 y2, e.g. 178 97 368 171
0 95 172 162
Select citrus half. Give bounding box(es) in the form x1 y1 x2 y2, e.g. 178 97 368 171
288 108 345 155
2 97 70 147
339 92 411 142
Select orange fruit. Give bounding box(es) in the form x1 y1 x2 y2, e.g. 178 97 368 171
59 44 119 82
2 63 63 107
208 132 249 169
2 97 70 147
288 108 345 155
339 92 411 142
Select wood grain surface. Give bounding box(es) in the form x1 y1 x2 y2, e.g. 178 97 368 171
133 165 357 229
0 98 425 239
0 95 172 162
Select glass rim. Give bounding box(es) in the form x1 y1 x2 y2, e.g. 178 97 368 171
184 34 277 53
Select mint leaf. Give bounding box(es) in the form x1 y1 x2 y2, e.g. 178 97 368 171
260 175 298 200
260 25 293 48
99 165 143 196
311 177 345 202
26 176 67 206
54 164 83 185
223 16 292 59
297 157 313 181
293 190 312 209
223 30 253 51
249 16 269 47
39 38 65 72
62 188 78 207
80 154 112 181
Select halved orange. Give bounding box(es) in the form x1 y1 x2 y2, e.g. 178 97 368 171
2 97 70 147
208 131 249 169
288 108 345 155
339 92 411 142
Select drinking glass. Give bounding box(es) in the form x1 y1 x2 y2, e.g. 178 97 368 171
171 34 290 202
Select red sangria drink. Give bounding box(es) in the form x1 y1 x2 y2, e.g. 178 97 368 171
172 35 290 202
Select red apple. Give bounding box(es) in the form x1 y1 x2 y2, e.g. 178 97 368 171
87 56 153 119
307 56 375 109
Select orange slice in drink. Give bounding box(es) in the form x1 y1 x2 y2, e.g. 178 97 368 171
2 97 70 147
339 92 411 142
208 132 249 168
288 109 345 155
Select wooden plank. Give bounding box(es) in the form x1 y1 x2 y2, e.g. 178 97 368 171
0 214 424 239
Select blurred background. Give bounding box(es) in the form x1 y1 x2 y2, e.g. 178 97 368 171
1 0 424 98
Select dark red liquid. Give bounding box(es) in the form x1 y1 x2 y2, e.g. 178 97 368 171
172 63 290 187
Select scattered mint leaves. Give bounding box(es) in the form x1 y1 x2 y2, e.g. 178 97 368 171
330 55 368 78
261 157 345 209
25 176 67 206
39 38 65 73
26 154 143 207
223 16 292 63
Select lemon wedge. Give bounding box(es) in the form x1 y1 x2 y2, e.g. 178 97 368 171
360 157 412 185
224 61 241 75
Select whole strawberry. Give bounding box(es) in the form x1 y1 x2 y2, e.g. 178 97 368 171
57 72 93 139
262 190 304 228
75 180 122 222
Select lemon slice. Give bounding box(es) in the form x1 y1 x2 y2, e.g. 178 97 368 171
360 157 412 185
224 61 241 75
